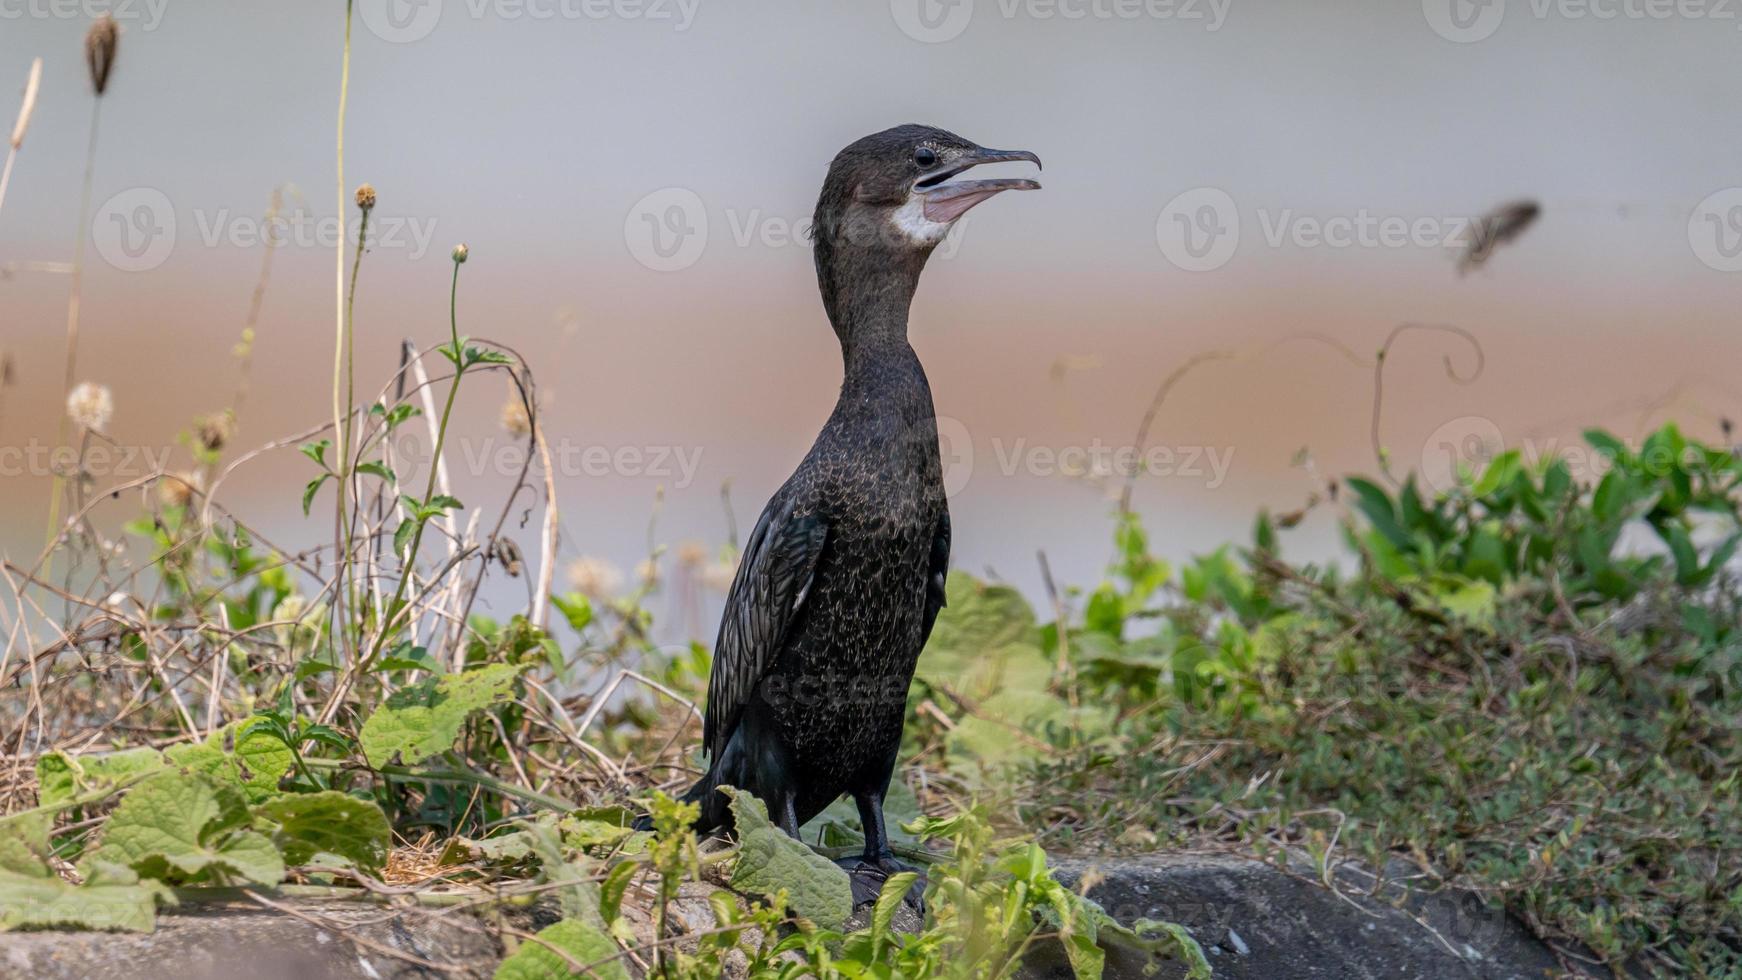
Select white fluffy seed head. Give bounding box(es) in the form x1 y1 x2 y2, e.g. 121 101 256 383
66 381 114 433
566 556 623 598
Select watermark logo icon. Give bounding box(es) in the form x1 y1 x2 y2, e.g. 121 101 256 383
93 187 175 272
1689 188 1742 272
1420 415 1505 493
935 415 974 498
1156 187 1239 272
891 0 974 42
625 187 708 272
359 0 443 43
1422 0 1505 42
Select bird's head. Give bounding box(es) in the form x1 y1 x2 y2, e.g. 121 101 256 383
813 124 1041 256
811 124 1040 338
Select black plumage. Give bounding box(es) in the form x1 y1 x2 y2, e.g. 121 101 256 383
670 125 1040 890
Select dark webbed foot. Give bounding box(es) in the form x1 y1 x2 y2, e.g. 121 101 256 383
834 855 927 912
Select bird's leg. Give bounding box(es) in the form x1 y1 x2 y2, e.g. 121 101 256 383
855 789 898 869
837 789 926 911
777 793 802 839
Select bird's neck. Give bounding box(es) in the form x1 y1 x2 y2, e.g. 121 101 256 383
817 246 931 375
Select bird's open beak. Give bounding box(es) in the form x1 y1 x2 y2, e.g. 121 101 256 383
916 147 1042 223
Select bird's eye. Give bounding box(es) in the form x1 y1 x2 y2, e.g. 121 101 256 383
914 147 938 168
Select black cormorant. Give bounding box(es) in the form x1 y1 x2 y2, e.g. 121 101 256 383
671 124 1040 897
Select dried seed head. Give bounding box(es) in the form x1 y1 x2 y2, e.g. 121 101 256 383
85 16 119 97
194 411 235 453
10 58 42 151
157 470 204 509
499 394 531 435
451 243 469 264
66 381 113 433
355 183 376 211
565 556 623 598
676 541 707 569
492 537 524 577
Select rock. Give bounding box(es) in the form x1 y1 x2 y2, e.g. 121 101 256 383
1022 854 1569 979
0 901 504 979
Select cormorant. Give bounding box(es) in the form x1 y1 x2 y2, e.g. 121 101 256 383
668 124 1040 898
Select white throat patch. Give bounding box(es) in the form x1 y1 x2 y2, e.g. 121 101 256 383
890 191 953 246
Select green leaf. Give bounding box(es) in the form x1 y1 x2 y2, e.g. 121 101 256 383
164 719 294 804
494 918 626 980
355 461 395 482
1470 449 1522 498
1345 477 1411 550
371 403 421 428
425 494 464 515
254 792 391 871
301 474 330 517
372 643 442 675
465 346 515 367
35 747 165 810
299 440 331 469
0 861 172 933
597 860 640 923
723 787 853 930
358 663 523 767
872 871 919 950
88 772 284 886
393 518 418 558
551 592 593 633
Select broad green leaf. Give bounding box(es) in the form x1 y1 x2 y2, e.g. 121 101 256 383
358 663 523 767
254 792 391 871
164 719 294 803
723 787 853 930
88 772 284 886
0 815 53 876
494 918 626 980
35 747 165 810
0 861 172 933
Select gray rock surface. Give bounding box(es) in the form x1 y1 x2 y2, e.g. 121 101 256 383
1032 855 1569 979
0 902 504 979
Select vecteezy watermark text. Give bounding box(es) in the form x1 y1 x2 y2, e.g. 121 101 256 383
1155 187 1510 272
623 187 972 272
890 0 1230 43
0 441 171 479
1423 0 1741 43
91 188 440 272
358 0 699 43
0 0 167 30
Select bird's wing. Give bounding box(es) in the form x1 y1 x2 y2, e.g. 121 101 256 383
702 494 829 762
919 510 951 649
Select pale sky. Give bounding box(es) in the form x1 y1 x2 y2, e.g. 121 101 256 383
2 0 1740 621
